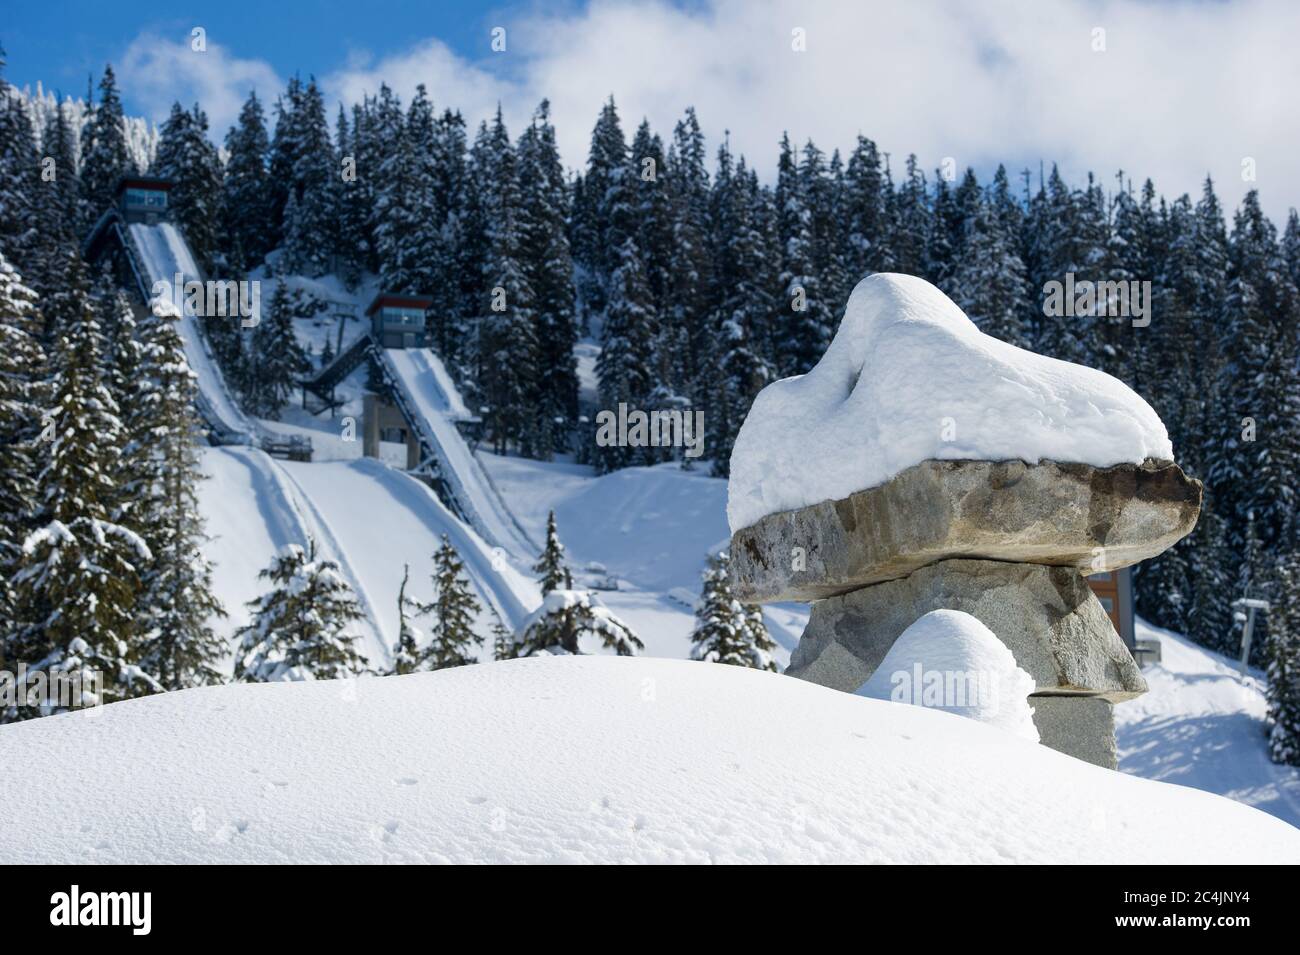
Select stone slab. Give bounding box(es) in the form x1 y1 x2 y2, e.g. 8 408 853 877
731 458 1201 603
785 558 1148 699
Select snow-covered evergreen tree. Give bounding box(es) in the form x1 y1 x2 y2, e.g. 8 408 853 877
0 253 45 658
1267 555 1300 766
79 65 135 228
418 535 483 670
843 134 892 277
245 280 310 418
222 91 273 271
518 100 578 453
234 539 369 682
130 309 227 690
152 102 223 269
0 58 43 285
594 236 657 471
474 109 541 454
689 551 777 671
10 255 157 714
949 186 1028 346
533 510 573 594
513 589 643 657
283 79 339 275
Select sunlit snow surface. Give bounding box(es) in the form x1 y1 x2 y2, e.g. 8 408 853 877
2 657 1296 863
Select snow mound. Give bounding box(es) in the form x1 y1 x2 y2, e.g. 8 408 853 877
727 273 1173 532
857 610 1040 742
2 658 1295 863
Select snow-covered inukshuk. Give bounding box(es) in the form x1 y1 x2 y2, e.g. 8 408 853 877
726 274 1201 768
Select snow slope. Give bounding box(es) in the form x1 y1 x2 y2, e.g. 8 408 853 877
279 458 541 635
198 447 387 664
1117 618 1300 828
379 348 535 559
728 273 1174 532
479 453 768 660
128 222 257 443
1 657 1295 864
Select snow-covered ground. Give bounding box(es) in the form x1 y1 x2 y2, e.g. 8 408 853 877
1117 619 1300 828
2 657 1294 864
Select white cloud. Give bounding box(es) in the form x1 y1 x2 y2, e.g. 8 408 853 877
118 32 282 141
127 1 1300 218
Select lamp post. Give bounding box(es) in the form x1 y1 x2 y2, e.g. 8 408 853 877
1231 597 1271 675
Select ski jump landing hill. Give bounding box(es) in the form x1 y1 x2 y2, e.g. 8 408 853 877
304 327 537 562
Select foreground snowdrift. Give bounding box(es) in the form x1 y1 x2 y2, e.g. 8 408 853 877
728 273 1173 532
2 659 1295 863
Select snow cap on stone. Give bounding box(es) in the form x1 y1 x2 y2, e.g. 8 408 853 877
727 273 1173 533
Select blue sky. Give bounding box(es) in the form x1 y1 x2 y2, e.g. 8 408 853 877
1 1 536 100
3 1 1297 220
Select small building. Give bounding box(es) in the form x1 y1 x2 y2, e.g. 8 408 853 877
115 176 173 224
1087 566 1135 651
367 293 433 349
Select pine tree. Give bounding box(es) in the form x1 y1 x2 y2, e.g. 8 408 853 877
36 101 81 281
594 236 657 470
843 134 891 278
664 108 715 399
518 101 578 452
234 539 369 681
246 280 309 418
888 154 931 279
513 589 643 657
474 110 541 454
774 137 834 376
1267 554 1300 766
949 186 1028 345
79 65 135 228
131 309 228 690
709 151 774 474
533 510 573 594
222 91 273 271
376 85 440 295
491 619 514 661
152 102 223 269
689 551 777 670
418 535 483 670
10 254 158 714
1209 191 1300 577
0 252 45 663
0 58 43 286
284 79 339 275
577 97 631 320
389 563 423 676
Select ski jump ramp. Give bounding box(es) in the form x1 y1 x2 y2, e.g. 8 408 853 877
377 346 537 561
127 222 259 446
